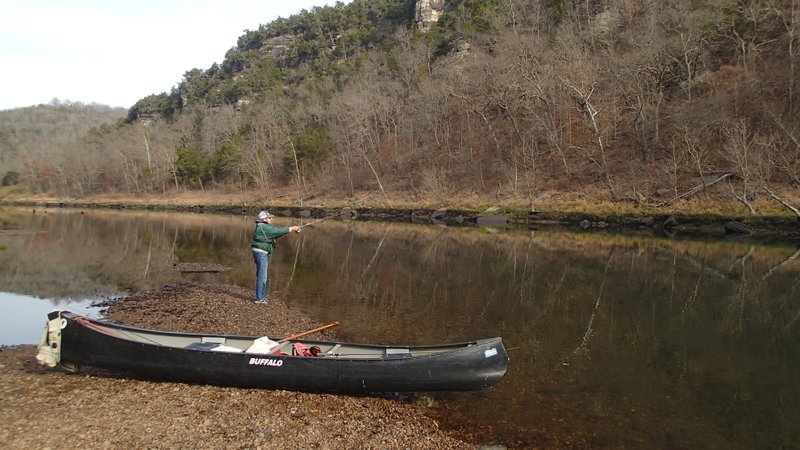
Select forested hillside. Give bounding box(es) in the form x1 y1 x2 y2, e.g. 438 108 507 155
0 100 126 189
2 0 799 217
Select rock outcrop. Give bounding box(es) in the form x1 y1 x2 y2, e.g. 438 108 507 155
415 0 446 31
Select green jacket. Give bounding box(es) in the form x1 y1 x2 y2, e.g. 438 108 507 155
251 222 291 255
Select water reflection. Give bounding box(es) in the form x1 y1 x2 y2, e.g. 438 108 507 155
0 206 798 449
0 291 103 345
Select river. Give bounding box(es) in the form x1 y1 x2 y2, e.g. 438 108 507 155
1 206 798 448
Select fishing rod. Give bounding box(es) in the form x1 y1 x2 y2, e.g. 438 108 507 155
298 216 329 229
298 210 349 228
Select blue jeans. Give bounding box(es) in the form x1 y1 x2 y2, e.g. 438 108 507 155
253 251 269 300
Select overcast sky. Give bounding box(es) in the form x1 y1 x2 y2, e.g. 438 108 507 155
0 0 350 111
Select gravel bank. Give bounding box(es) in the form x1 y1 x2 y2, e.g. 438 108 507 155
0 283 489 449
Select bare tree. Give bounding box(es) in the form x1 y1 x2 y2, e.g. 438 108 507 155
326 60 396 207
565 78 618 199
722 118 771 214
719 0 778 69
514 37 572 175
769 0 800 113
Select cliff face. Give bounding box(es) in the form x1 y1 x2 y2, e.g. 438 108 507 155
258 34 296 61
252 2 448 62
415 0 446 31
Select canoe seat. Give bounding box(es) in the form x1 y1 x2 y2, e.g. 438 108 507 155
184 342 243 352
384 348 411 360
185 342 221 351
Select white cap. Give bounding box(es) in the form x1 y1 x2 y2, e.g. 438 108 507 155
257 211 274 221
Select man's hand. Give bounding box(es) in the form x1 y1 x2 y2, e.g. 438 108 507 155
290 226 301 233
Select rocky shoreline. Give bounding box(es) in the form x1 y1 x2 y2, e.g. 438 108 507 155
4 198 800 237
0 283 503 449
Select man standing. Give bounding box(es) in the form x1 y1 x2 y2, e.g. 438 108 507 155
251 211 301 303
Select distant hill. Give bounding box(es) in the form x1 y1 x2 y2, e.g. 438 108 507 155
0 100 127 180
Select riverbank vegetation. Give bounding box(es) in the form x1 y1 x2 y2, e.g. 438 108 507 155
1 1 799 225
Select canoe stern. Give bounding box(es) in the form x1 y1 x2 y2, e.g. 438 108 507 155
36 310 64 368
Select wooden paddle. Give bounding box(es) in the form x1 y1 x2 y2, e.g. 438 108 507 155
278 321 339 343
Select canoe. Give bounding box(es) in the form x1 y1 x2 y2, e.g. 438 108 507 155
36 310 509 393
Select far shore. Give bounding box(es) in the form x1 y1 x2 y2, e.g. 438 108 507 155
2 190 799 237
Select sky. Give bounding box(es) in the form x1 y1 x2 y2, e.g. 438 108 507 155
0 0 350 111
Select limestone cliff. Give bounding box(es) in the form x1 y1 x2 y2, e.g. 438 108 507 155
415 0 447 31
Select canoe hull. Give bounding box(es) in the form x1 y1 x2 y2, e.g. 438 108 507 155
44 311 509 393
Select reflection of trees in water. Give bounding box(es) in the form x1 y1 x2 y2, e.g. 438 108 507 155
273 223 800 344
0 208 251 298
276 223 799 449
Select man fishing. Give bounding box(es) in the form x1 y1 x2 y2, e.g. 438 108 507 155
251 211 301 304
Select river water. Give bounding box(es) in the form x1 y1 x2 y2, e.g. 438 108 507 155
1 206 798 448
